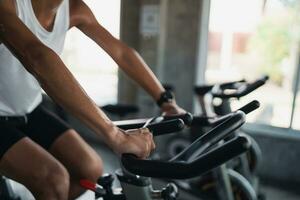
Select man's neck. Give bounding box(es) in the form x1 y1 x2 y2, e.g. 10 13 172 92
31 0 63 31
31 0 63 18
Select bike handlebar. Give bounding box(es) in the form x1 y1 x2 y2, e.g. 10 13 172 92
238 100 260 115
162 113 193 126
114 113 193 130
121 111 248 179
211 75 269 98
122 136 249 179
194 79 246 96
146 119 185 136
171 111 245 161
191 101 259 127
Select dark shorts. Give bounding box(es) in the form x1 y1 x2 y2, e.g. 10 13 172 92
0 105 71 160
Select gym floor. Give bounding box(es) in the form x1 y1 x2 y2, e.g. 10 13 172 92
12 142 300 200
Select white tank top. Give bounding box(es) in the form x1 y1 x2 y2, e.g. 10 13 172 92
0 0 69 116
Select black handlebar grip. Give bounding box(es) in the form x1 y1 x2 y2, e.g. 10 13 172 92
220 79 246 88
261 75 269 82
240 75 269 97
241 81 265 96
163 113 193 126
101 104 139 116
147 119 185 136
237 100 260 115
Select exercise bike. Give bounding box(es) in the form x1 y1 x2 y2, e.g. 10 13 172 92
80 110 251 200
194 76 268 195
164 101 260 200
164 76 268 200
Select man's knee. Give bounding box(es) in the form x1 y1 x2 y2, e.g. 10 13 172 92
78 156 103 182
29 162 70 199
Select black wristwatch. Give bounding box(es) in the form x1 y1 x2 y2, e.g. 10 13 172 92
156 90 175 107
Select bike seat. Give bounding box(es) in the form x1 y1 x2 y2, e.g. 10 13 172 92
101 104 139 117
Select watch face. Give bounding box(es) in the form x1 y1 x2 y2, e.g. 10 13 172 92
157 91 175 106
164 91 174 101
165 92 173 99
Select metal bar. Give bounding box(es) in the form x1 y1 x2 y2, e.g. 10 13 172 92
290 51 300 128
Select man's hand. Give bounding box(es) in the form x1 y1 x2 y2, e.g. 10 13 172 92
109 127 156 159
161 101 187 116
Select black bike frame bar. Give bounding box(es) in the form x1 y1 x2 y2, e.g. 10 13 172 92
171 111 245 161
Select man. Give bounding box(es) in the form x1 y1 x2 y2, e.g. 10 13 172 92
0 0 185 199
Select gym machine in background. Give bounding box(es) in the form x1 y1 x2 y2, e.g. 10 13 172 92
164 76 268 200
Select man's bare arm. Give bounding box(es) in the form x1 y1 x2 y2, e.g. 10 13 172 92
70 0 165 101
0 4 119 146
0 2 155 158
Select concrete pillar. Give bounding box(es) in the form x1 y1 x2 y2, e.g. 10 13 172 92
158 0 202 112
118 0 140 104
119 0 206 116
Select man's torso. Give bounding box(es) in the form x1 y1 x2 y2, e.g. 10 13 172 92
0 0 70 116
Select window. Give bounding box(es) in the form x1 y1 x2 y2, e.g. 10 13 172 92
61 0 121 105
206 0 300 129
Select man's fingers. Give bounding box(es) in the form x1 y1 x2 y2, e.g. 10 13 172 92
140 142 150 158
142 129 155 152
151 139 156 151
126 127 155 158
141 127 150 134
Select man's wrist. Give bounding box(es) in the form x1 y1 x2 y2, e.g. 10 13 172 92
98 122 119 144
156 90 175 107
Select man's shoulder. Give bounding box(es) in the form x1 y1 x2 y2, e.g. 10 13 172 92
0 0 17 45
69 0 85 12
69 0 96 27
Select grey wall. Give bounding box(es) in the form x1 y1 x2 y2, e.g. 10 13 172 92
118 0 140 104
244 124 300 188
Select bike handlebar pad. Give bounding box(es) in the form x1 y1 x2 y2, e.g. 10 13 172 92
147 119 185 136
237 100 260 115
163 113 193 126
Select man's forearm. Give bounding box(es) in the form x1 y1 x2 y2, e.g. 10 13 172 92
0 6 116 144
26 46 117 143
118 47 165 101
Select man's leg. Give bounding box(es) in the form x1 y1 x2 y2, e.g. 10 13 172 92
0 137 70 200
49 129 103 199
